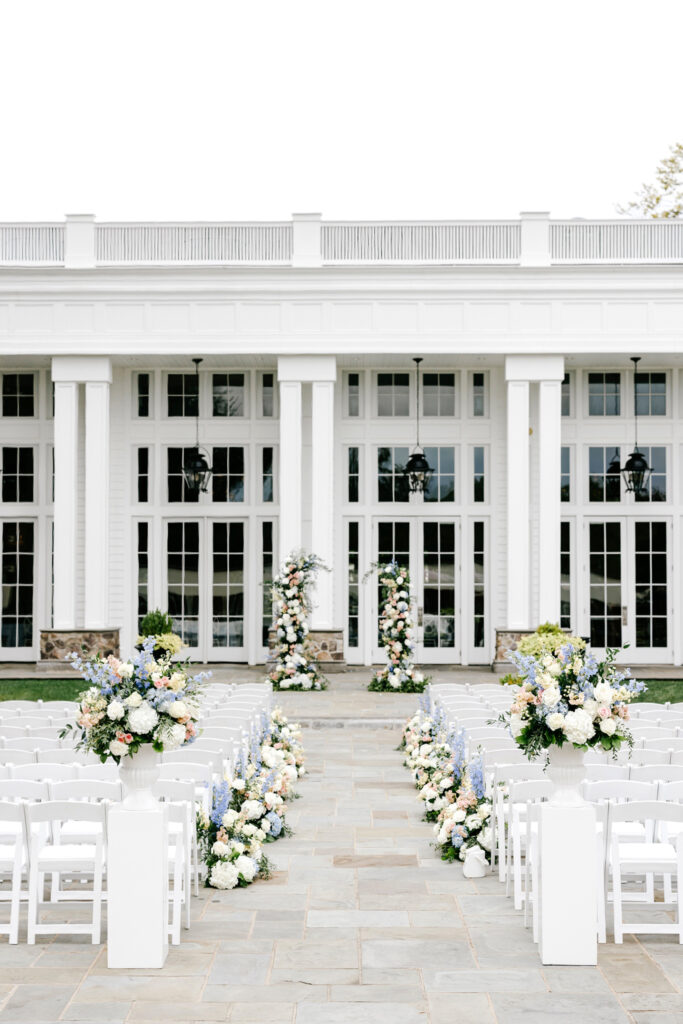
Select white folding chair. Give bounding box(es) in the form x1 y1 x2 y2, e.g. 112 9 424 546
610 801 683 943
159 761 213 817
631 702 670 716
37 749 94 766
0 727 29 741
0 801 28 944
508 780 553 910
631 726 677 741
154 780 195 925
26 800 106 944
77 762 119 781
628 750 672 767
631 764 683 784
0 702 42 713
4 738 61 753
40 702 79 716
584 764 630 781
491 762 546 880
0 751 36 767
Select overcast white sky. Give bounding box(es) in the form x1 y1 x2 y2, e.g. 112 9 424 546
0 0 681 221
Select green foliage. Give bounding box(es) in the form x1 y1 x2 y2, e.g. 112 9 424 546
500 673 523 687
618 142 683 219
516 623 585 660
138 609 175 637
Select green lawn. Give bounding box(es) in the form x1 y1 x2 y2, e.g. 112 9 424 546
0 679 85 702
634 680 683 705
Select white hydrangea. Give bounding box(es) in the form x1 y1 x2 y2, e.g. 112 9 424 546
125 691 143 708
109 739 129 757
541 687 561 708
106 700 126 721
593 682 614 705
209 860 239 890
562 708 595 746
168 701 187 719
599 718 617 736
242 799 264 820
127 702 159 734
162 722 186 750
212 840 231 857
235 854 257 882
222 809 239 827
546 712 565 731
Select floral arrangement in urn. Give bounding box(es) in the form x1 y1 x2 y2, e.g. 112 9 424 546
267 552 328 691
503 638 646 758
64 638 203 761
368 562 427 692
197 707 306 889
137 609 187 660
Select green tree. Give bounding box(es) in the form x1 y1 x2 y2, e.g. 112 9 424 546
618 142 683 218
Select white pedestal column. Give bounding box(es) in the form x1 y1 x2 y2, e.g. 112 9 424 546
538 377 563 624
539 803 597 965
52 381 79 629
84 380 110 628
310 379 335 628
107 804 169 968
278 379 302 561
506 378 530 629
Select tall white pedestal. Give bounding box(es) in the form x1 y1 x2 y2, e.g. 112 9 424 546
538 803 597 965
107 804 169 968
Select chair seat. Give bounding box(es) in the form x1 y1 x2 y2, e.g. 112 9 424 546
0 845 25 867
36 843 99 865
61 821 102 838
618 841 677 867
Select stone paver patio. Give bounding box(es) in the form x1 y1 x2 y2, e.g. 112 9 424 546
0 680 681 1022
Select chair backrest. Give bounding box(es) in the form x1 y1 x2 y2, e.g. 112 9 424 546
36 748 92 765
153 779 196 804
4 737 59 752
629 750 672 766
631 702 669 715
464 727 507 741
77 762 119 781
642 738 683 752
158 762 212 786
659 780 683 802
630 764 683 783
0 779 49 802
583 764 630 781
0 750 35 766
609 799 683 826
493 762 546 787
0 726 29 740
0 701 41 712
25 799 106 827
49 779 122 802
41 702 79 714
24 728 64 742
583 779 657 803
10 763 78 782
509 779 553 803
631 725 677 739
162 747 222 774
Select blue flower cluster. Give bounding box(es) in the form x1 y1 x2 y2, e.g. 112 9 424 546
211 779 233 827
265 810 282 837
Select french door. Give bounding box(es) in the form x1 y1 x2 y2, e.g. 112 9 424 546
1 520 36 660
165 518 246 662
586 518 672 664
373 517 460 664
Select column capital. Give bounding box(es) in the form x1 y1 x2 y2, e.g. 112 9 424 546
277 355 337 383
52 356 112 384
505 354 564 383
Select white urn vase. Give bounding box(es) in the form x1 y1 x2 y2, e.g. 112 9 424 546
462 846 488 878
119 743 160 809
546 743 586 806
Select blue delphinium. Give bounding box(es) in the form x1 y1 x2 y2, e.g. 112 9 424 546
211 779 232 827
469 755 486 801
265 811 282 837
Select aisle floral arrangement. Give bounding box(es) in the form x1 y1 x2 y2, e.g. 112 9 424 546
502 636 646 758
198 706 306 890
368 562 427 692
267 552 328 691
64 638 203 761
401 699 493 864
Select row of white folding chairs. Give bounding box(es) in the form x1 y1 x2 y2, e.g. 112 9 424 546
0 789 193 945
0 702 78 717
508 786 683 944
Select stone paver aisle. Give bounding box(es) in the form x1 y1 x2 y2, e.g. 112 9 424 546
0 712 680 1022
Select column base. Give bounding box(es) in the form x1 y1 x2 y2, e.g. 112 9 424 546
39 628 120 665
268 627 347 672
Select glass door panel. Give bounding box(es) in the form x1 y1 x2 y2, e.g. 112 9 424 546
1 521 34 654
421 521 455 652
166 521 200 652
631 519 670 662
210 521 246 660
588 521 622 649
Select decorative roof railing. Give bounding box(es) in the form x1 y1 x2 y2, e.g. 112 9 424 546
2 214 683 267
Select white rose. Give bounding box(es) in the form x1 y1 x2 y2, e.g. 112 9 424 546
168 701 187 719
230 840 245 855
593 682 614 705
452 808 466 823
599 718 617 736
109 739 129 757
546 712 565 731
562 708 595 746
125 691 143 708
212 840 230 857
106 700 125 721
127 703 159 735
541 687 560 708
209 861 239 890
235 855 257 882
478 826 492 851
164 722 186 750
242 800 264 820
583 699 598 719
465 814 479 830
477 803 491 822
510 714 524 738
232 779 246 792
119 663 134 679
222 809 239 827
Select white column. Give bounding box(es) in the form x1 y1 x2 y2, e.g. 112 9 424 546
84 378 111 627
506 378 530 629
538 376 563 623
278 379 302 560
52 381 79 629
310 379 335 628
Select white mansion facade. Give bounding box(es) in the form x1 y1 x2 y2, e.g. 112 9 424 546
1 212 682 667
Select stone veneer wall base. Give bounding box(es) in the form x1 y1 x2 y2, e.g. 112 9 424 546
267 627 347 673
39 628 121 664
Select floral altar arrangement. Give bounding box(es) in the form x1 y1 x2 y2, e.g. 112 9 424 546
198 706 306 890
267 552 328 691
64 638 203 761
503 637 646 758
401 700 493 864
368 562 427 692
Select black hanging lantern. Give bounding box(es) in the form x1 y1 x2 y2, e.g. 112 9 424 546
404 357 433 495
621 356 652 498
182 358 213 495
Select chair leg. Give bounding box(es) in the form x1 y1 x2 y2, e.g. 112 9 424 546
27 861 38 945
613 857 623 944
513 829 523 911
92 852 103 945
9 856 21 945
596 841 606 944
